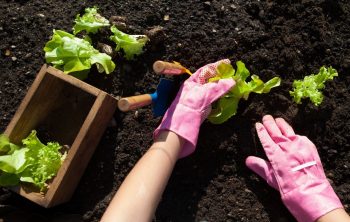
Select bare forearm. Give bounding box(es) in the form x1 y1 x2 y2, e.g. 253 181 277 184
317 208 350 222
101 131 184 222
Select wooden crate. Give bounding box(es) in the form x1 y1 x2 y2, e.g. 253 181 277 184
4 64 117 208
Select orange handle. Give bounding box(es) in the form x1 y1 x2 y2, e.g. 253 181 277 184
118 94 152 112
153 61 190 75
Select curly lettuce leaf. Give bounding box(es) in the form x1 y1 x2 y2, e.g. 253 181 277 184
44 30 115 79
290 66 338 106
73 7 110 35
0 131 66 191
20 131 66 190
110 26 149 60
208 61 281 124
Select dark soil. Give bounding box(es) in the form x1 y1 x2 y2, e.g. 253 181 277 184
1 0 350 221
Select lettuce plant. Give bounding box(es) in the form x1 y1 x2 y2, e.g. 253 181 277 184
73 7 110 35
208 61 281 124
110 26 149 60
290 66 338 106
0 131 66 191
44 30 115 80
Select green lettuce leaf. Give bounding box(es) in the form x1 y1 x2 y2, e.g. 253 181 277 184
208 61 281 124
73 7 110 35
0 148 28 174
0 131 66 191
44 30 115 79
20 131 66 190
110 26 149 60
0 134 19 155
290 66 338 106
0 172 19 186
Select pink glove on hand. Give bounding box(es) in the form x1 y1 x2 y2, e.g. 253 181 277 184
246 115 343 222
154 59 235 158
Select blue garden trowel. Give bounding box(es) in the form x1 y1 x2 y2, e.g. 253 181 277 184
117 78 174 117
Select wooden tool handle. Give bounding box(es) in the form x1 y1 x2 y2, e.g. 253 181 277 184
153 61 187 75
118 94 153 112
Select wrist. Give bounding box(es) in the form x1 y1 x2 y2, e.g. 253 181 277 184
152 131 185 162
317 208 350 222
283 180 343 222
154 103 202 158
154 130 185 146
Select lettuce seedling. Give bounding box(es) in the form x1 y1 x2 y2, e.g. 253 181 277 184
110 26 149 60
290 66 338 106
0 134 19 155
44 30 115 80
73 7 110 35
208 61 281 124
0 131 66 191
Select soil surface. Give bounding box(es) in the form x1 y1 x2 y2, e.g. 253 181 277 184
0 0 350 221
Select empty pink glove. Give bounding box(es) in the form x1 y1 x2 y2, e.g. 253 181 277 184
246 115 343 222
154 59 235 158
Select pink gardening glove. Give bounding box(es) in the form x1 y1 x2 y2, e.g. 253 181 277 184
154 59 235 158
246 115 343 222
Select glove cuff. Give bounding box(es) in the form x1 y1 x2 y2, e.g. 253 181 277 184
283 180 343 222
153 104 202 158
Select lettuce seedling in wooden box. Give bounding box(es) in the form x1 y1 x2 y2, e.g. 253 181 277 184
3 64 117 207
0 131 65 191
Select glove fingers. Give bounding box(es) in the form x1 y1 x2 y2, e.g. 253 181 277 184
275 118 296 137
246 156 279 190
198 59 231 84
255 122 278 156
191 59 231 83
204 78 235 104
262 115 284 139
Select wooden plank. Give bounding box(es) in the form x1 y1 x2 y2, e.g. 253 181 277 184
46 66 100 97
11 186 45 206
4 64 48 142
44 92 117 207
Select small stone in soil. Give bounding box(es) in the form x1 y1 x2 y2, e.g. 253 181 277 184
204 1 211 6
5 49 11 56
244 188 252 193
163 15 169 21
134 110 139 119
97 43 114 56
11 57 17 61
24 53 32 59
145 26 166 45
109 16 127 32
230 4 237 9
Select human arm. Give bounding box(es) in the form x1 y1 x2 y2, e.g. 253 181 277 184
101 130 184 222
317 209 350 222
101 59 235 222
246 115 347 222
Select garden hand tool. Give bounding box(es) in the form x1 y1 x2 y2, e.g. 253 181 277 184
154 59 235 158
118 78 174 117
153 61 192 75
246 115 343 222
